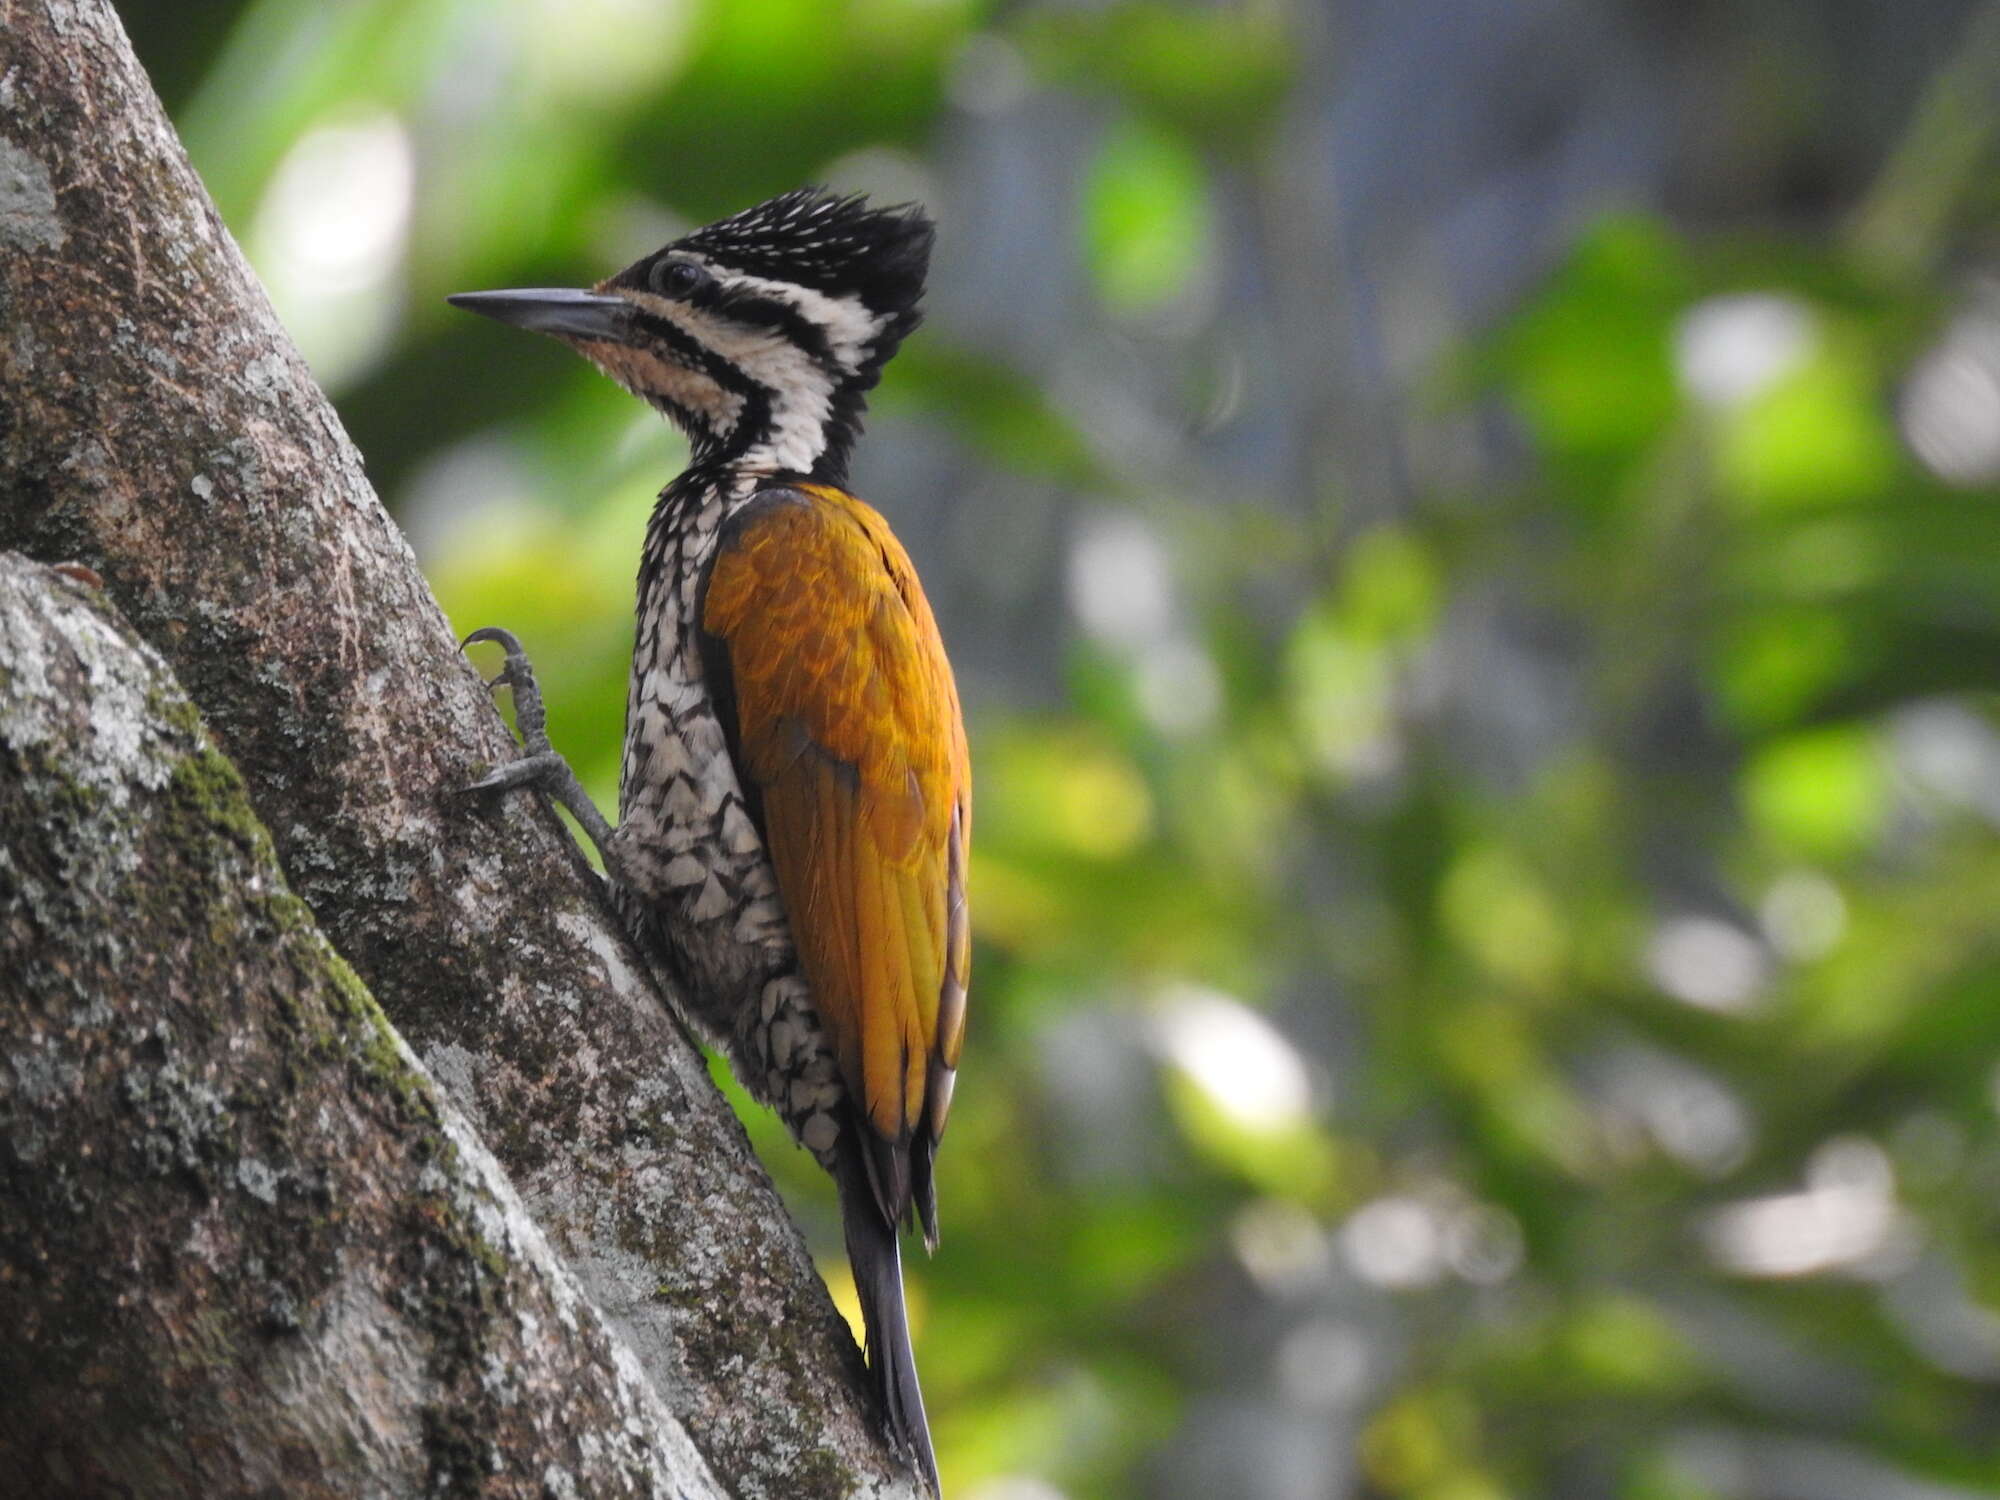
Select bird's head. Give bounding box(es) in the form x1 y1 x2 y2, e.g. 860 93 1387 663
449 188 934 481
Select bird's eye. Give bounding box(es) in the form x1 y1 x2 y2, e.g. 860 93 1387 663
649 259 707 298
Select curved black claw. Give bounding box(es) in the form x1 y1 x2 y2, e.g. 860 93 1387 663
462 625 552 750
464 626 525 689
459 624 618 858
461 625 525 652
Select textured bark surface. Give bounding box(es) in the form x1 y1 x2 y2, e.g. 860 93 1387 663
0 555 724 1498
0 4 917 1496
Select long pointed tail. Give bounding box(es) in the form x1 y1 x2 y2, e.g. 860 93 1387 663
838 1138 939 1495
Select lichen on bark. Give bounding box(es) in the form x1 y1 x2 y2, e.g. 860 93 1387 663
0 553 725 1498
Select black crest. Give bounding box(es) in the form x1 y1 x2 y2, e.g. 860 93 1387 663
676 187 934 324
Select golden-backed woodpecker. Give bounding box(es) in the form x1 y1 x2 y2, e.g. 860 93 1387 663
450 188 966 1493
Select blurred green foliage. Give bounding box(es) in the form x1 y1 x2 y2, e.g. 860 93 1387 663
123 0 2000 1495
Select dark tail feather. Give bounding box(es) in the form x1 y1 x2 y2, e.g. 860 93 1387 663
838 1138 939 1494
911 1129 940 1252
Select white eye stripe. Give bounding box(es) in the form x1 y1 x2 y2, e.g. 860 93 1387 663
647 256 887 371
712 274 887 369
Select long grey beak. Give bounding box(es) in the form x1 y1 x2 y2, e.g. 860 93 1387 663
446 287 635 343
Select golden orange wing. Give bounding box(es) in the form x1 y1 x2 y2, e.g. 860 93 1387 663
701 483 969 1211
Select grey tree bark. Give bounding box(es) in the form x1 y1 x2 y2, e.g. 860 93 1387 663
0 555 725 1498
0 3 919 1497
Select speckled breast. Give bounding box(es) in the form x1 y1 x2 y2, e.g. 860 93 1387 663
607 473 847 1162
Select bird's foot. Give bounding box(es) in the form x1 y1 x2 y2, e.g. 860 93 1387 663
461 625 618 856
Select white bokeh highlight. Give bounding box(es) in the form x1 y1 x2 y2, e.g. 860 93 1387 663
1675 293 1817 409
251 110 415 392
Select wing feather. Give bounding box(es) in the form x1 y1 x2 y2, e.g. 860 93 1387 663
702 484 970 1208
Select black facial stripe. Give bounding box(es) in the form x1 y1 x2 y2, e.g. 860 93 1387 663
726 386 775 466
644 284 845 378
629 310 760 397
712 293 839 368
625 309 786 467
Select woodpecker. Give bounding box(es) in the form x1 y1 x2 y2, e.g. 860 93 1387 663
449 189 966 1493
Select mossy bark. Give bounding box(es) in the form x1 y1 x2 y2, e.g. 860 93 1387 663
0 554 726 1497
0 4 915 1496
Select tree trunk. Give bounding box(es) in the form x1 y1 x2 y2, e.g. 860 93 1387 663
0 4 916 1496
0 554 724 1498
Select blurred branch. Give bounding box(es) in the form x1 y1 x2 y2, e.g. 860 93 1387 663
0 555 724 1498
1846 0 2000 279
0 3 916 1495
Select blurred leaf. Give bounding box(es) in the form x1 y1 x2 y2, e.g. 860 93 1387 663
1083 116 1214 318
1711 606 1866 731
624 0 971 216
1014 2 1293 150
1713 330 1900 510
1439 843 1571 997
1485 217 1693 491
1741 723 1890 861
982 724 1155 860
1342 526 1444 646
1561 1294 1698 1392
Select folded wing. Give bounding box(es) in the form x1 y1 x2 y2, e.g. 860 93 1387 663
701 483 969 1238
